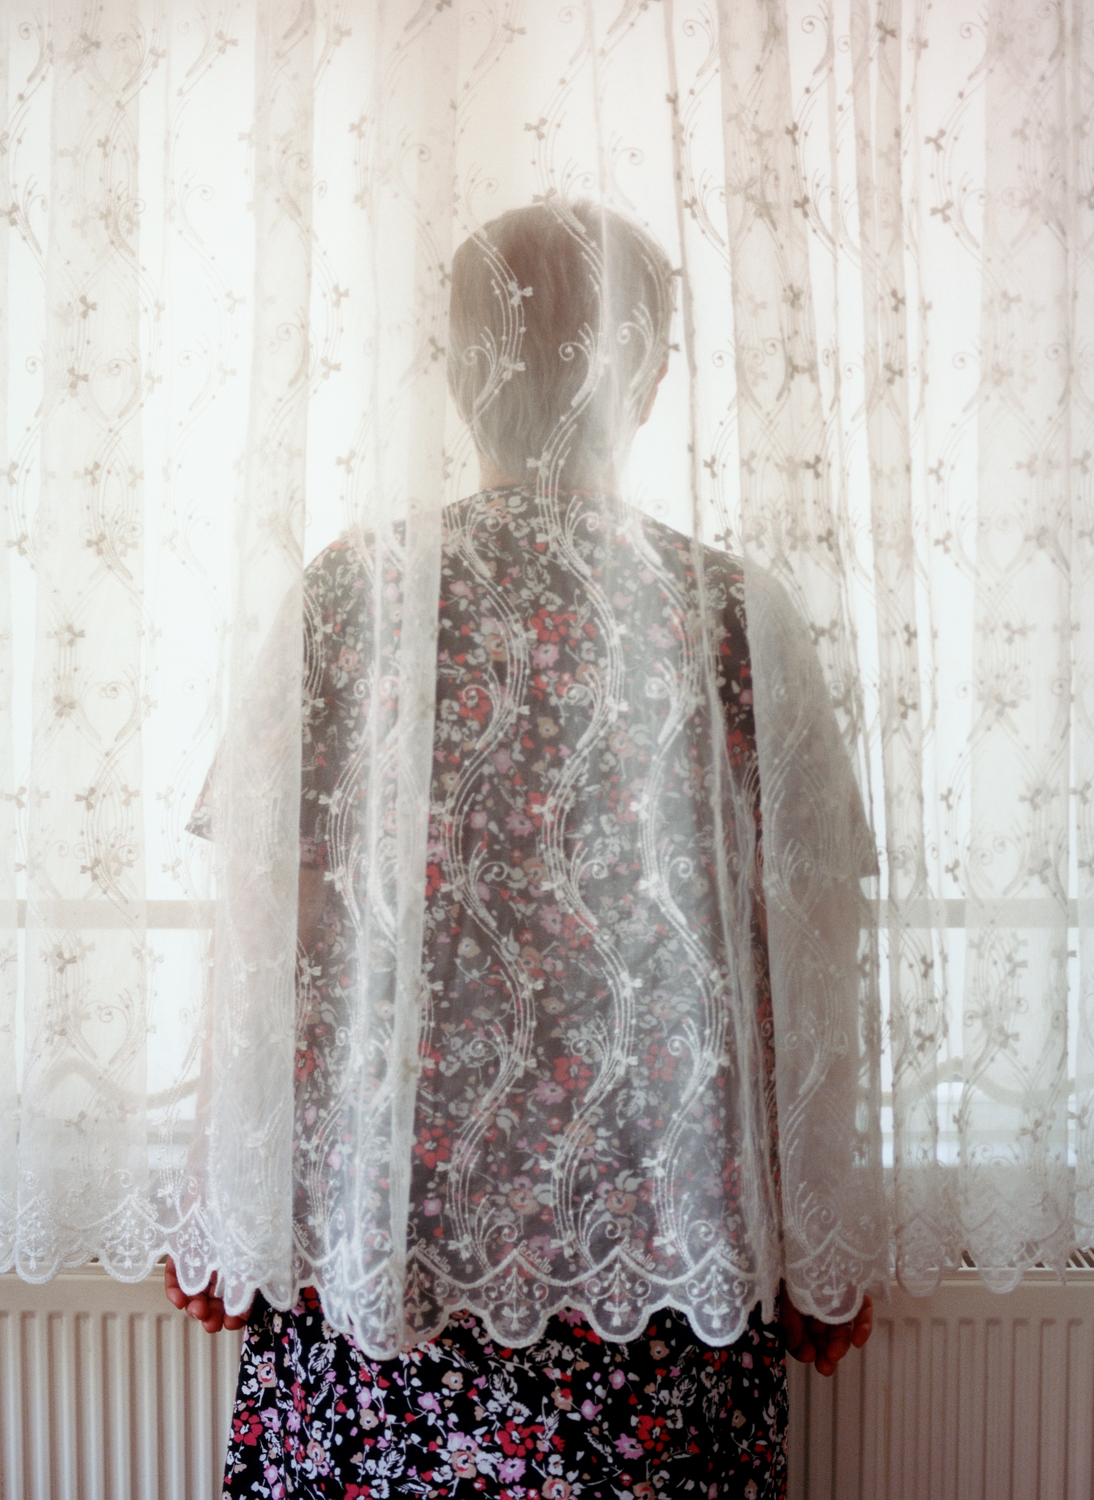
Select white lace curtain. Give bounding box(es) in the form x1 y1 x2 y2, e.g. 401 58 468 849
0 0 1090 1343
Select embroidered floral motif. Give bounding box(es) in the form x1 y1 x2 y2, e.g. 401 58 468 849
209 486 781 1348
206 485 789 1491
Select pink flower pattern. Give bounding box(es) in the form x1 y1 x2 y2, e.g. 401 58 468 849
235 485 781 1346
205 485 788 1493
223 1295 787 1497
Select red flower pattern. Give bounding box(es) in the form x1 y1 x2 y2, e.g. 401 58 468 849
223 1296 787 1497
205 486 789 1496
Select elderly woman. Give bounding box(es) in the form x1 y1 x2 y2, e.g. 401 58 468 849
168 200 873 1500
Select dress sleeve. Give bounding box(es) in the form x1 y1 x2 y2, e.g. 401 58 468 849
185 556 335 870
186 774 215 843
297 571 334 870
744 560 886 1319
743 564 877 885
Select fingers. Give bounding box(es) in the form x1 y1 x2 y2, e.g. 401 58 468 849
778 1283 876 1374
198 1296 244 1333
187 1289 214 1321
805 1302 873 1376
777 1293 806 1353
163 1256 187 1312
201 1300 251 1333
851 1296 874 1348
164 1258 252 1333
818 1330 847 1359
812 1322 852 1376
778 1283 820 1365
163 1258 217 1323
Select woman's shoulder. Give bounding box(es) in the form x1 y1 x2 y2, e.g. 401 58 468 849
303 531 388 611
305 532 369 582
301 502 751 602
624 506 746 600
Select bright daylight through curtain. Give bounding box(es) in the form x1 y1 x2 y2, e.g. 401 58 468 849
0 0 1090 1345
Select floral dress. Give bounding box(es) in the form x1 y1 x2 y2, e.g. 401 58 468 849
223 1294 786 1499
203 486 789 1497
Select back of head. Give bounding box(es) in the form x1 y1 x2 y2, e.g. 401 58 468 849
448 201 674 489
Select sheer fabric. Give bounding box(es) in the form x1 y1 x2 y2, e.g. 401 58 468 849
0 0 1088 1346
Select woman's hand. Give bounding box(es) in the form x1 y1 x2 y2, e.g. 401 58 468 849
778 1285 873 1377
164 1255 252 1333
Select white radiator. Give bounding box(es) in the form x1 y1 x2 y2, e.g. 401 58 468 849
0 1267 240 1500
787 1270 1094 1500
3 1267 1093 1498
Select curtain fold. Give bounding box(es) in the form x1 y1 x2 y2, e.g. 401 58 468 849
23 0 151 1272
849 0 943 1290
0 0 1091 1332
0 0 13 1273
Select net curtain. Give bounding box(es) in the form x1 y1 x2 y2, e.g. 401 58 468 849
0 0 1089 1350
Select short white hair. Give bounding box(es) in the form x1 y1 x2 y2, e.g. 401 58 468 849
448 200 674 486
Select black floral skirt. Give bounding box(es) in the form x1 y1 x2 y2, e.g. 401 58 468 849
223 1290 787 1499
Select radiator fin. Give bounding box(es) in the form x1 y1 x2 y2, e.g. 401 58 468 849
787 1275 1094 1499
5 1268 1094 1498
0 1270 240 1500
